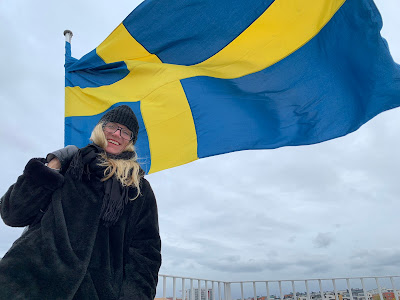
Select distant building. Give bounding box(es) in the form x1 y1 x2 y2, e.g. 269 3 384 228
367 287 400 300
184 287 213 300
372 291 396 300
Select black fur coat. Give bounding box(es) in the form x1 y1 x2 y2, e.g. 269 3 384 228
0 157 161 300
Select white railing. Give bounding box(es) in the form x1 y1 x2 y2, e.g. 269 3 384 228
157 274 227 300
157 275 400 300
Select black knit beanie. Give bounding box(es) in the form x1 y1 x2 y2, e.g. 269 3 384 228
99 105 139 144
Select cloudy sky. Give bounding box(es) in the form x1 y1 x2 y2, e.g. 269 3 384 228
1 0 400 298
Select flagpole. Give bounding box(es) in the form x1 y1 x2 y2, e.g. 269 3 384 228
63 29 73 43
63 30 73 147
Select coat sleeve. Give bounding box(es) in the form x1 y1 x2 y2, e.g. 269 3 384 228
120 179 162 300
0 158 64 227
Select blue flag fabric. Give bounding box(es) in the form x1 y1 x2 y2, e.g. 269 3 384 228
65 0 400 174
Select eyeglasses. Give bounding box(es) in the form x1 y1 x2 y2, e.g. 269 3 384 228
103 122 133 141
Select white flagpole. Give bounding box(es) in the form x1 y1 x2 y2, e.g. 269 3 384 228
63 29 73 43
63 29 73 147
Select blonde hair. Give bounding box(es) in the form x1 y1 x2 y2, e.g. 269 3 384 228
90 123 143 199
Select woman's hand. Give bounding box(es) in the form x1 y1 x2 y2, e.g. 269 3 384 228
47 158 61 170
46 145 79 172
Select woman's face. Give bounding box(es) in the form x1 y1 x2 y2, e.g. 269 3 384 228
103 122 132 155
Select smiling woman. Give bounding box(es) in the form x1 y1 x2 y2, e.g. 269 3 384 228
0 105 161 299
0 0 399 293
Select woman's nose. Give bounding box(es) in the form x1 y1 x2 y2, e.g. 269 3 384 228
112 128 122 137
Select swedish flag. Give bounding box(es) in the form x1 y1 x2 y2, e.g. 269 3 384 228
65 0 400 174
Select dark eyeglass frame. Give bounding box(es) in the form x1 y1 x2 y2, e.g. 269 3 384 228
102 122 134 141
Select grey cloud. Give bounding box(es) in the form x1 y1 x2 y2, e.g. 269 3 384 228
197 253 335 275
161 234 336 275
349 248 400 271
201 257 275 273
313 233 334 248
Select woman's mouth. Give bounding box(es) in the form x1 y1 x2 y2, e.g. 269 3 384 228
107 139 120 146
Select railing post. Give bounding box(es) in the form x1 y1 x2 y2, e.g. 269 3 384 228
391 277 399 300
254 281 258 300
305 280 310 300
199 279 202 300
319 279 324 300
173 277 177 300
332 279 339 300
292 280 297 300
347 278 354 300
206 280 209 300
182 278 185 300
212 281 216 300
376 277 384 300
225 282 232 300
240 282 244 300
163 276 167 299
191 279 194 300
361 278 368 300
